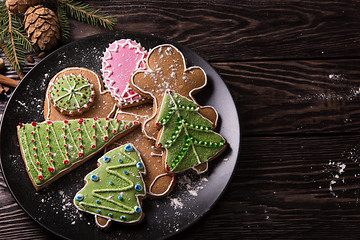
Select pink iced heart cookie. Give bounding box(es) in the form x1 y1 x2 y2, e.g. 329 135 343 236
102 39 149 108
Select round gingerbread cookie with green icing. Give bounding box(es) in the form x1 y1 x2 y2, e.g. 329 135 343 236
49 73 95 116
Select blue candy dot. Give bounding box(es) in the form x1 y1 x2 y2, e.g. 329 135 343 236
104 156 111 163
125 145 133 151
96 199 100 204
135 184 142 191
97 209 101 213
91 174 99 181
136 162 143 169
118 158 122 163
118 195 123 200
76 194 84 201
124 170 128 175
134 206 141 213
120 215 126 220
109 181 113 185
108 213 113 217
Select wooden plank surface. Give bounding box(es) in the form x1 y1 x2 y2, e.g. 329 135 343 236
1 0 360 239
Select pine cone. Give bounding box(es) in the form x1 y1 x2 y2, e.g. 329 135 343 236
24 5 61 51
6 0 45 15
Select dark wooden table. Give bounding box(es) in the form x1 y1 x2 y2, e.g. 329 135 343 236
2 0 360 239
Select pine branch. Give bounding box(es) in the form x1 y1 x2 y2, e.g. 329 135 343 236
57 2 71 42
59 0 116 30
0 2 35 78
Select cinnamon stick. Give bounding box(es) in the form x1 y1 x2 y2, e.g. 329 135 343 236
0 74 18 88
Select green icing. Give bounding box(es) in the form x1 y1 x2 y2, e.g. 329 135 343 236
74 144 146 224
50 74 95 113
157 92 226 172
17 118 136 186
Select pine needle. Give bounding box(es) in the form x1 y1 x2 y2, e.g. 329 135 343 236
0 2 35 78
59 0 116 30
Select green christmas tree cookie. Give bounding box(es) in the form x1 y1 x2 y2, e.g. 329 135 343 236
17 118 139 190
156 91 227 173
74 144 146 229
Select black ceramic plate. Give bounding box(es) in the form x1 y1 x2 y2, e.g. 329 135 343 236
0 32 240 240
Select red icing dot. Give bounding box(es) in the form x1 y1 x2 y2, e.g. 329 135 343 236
78 119 83 124
48 152 52 156
32 122 37 127
48 167 55 173
80 145 83 149
38 175 43 181
212 123 216 128
63 135 66 139
63 160 70 165
31 131 34 134
33 147 36 150
125 125 129 129
106 117 110 121
50 159 53 162
105 126 108 130
116 119 121 122
113 129 117 133
46 128 49 132
78 152 83 157
64 144 67 147
66 152 69 156
47 144 50 148
92 125 95 128
133 121 138 125
129 90 136 95
31 139 35 142
166 166 171 171
104 136 108 140
91 144 96 149
47 121 52 124
94 117 98 121
34 154 37 158
45 136 49 140
92 135 96 139
62 127 65 130
155 122 161 126
39 168 42 172
36 161 40 165
78 137 82 140
77 128 81 132
19 123 24 127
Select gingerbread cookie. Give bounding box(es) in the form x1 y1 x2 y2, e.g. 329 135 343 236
48 73 95 116
74 144 146 229
105 103 175 197
156 91 227 173
44 67 117 121
101 39 148 108
130 44 207 141
17 118 138 190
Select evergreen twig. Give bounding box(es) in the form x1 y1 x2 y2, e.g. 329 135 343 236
59 0 116 30
0 2 35 78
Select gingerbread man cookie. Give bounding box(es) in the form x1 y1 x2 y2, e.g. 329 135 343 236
130 44 207 141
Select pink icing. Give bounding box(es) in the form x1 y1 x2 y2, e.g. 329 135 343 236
102 39 147 106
